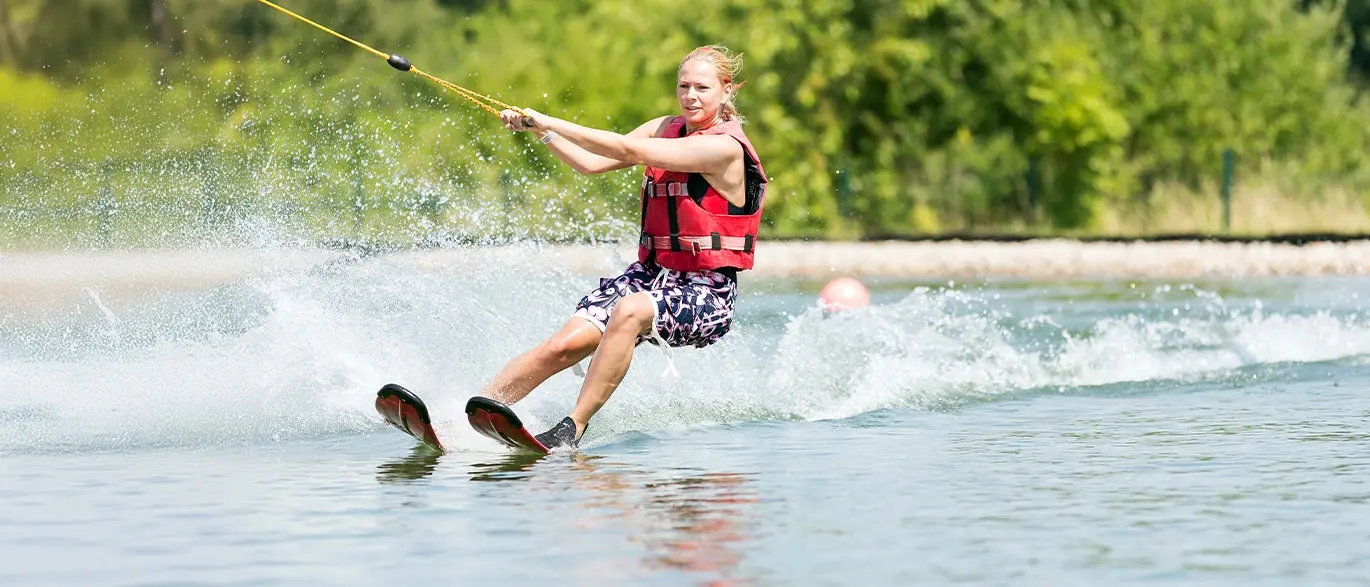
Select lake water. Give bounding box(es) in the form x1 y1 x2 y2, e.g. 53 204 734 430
2 247 1368 586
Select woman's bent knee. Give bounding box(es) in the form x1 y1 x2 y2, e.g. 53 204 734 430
606 293 655 334
536 324 599 366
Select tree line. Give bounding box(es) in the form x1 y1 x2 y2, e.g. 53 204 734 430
2 0 1370 247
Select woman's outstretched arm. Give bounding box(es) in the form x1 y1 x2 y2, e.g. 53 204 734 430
505 109 738 177
512 113 670 176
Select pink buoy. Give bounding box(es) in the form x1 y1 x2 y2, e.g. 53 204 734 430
819 276 870 311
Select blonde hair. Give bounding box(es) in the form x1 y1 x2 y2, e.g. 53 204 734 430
680 45 747 123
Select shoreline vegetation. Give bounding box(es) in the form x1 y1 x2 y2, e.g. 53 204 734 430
4 0 1370 243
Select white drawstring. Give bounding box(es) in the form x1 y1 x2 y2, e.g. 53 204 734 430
646 267 680 378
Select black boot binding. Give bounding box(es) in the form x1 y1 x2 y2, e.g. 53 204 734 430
534 417 583 450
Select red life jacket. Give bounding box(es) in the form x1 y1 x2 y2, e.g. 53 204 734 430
638 116 767 273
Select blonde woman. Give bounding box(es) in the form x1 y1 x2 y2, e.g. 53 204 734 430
479 45 768 450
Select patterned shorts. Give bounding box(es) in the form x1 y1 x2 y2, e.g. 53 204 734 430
572 261 737 348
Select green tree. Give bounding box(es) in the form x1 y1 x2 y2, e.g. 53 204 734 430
3 0 1370 246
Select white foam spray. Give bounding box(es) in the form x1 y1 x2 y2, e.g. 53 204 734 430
3 248 1369 454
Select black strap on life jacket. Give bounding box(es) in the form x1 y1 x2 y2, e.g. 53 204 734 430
666 122 690 251
666 191 682 252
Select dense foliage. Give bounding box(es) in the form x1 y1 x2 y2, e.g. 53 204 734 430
2 0 1369 246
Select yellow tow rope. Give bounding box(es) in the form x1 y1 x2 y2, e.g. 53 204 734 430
252 0 526 121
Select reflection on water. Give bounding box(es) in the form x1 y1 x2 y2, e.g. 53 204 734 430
637 472 756 586
558 456 758 586
564 455 758 586
468 452 545 482
374 446 442 484
374 448 759 586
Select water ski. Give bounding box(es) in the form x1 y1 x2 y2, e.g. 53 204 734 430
464 396 551 455
375 383 446 452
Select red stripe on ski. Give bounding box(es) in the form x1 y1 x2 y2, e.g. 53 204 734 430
375 384 445 452
464 397 550 454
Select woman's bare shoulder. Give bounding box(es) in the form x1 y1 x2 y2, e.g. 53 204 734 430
629 115 680 138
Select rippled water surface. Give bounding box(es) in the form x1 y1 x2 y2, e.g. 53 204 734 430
2 249 1368 586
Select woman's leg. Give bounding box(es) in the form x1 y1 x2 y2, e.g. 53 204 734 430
479 317 603 404
567 292 656 437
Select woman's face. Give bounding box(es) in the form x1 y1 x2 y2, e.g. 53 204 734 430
677 59 731 128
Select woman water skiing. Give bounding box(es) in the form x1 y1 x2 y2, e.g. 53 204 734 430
479 45 768 449
247 2 763 453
